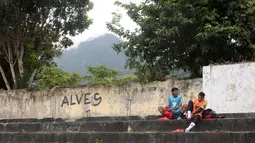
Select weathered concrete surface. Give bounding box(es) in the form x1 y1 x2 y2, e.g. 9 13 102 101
0 132 254 143
0 79 202 119
0 112 255 123
0 118 254 132
0 113 254 143
203 62 255 113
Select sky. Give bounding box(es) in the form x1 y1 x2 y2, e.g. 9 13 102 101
70 0 143 49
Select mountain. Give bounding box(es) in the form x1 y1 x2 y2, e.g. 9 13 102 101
55 34 131 76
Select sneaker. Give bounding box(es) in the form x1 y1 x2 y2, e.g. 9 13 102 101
187 111 192 119
177 116 182 120
185 128 190 132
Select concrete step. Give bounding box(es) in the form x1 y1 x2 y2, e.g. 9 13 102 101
0 132 254 143
0 113 254 123
0 118 254 132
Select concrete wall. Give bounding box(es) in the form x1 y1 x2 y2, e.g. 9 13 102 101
0 79 202 119
1 62 254 119
203 62 255 113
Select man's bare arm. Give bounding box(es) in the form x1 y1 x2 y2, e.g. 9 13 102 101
192 107 203 115
163 104 170 110
169 104 182 111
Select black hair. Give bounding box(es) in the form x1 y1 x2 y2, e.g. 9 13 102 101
199 92 205 97
171 88 179 92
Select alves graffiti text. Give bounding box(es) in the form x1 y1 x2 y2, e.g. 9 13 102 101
61 93 102 107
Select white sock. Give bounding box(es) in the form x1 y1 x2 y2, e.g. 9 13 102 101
185 122 196 132
187 111 191 119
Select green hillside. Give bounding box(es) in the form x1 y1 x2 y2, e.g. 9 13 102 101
55 34 132 76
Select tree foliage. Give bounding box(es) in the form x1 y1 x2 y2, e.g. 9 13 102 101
34 66 83 90
118 74 139 84
84 65 138 84
0 0 92 90
107 0 255 82
34 65 137 90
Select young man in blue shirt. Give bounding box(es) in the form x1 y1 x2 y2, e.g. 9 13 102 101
158 88 185 119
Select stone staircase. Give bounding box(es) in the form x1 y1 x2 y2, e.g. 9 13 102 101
0 113 254 143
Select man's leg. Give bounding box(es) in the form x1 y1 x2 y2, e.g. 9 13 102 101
172 109 181 119
186 100 194 119
181 104 187 114
178 104 187 119
158 106 166 115
185 115 200 132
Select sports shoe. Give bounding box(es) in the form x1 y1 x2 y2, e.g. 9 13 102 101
187 111 192 119
177 116 182 120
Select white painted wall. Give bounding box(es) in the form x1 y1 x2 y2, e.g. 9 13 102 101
203 62 255 113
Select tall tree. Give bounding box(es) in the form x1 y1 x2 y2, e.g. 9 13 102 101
0 0 92 89
84 65 138 84
84 65 120 84
107 0 255 82
0 59 11 90
35 66 83 90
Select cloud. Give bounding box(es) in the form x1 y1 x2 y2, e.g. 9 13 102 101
69 0 142 49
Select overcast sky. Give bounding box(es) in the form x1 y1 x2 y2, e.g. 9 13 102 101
70 0 142 49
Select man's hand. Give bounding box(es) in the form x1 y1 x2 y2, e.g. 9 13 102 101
193 107 203 115
165 105 169 110
170 104 182 111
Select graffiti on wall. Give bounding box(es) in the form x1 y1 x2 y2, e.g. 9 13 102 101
61 93 102 108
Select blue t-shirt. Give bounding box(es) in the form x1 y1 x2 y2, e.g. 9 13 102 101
168 95 182 115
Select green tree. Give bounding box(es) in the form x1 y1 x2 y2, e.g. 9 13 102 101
84 65 120 84
84 65 138 84
118 74 138 84
0 0 92 90
0 58 11 90
107 0 255 82
34 66 82 90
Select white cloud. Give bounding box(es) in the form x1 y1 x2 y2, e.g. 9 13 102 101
69 0 142 49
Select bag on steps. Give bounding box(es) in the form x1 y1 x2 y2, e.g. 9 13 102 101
202 109 217 119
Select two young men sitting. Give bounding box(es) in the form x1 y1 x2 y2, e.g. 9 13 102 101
158 88 207 132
